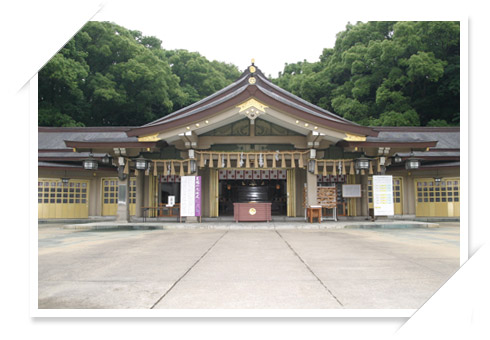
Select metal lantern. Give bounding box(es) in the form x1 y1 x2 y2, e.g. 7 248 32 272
355 157 370 170
101 154 111 165
135 157 149 171
83 157 98 170
393 155 402 163
405 157 421 170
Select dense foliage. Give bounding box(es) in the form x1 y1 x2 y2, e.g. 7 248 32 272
272 21 460 126
39 21 459 127
39 21 240 126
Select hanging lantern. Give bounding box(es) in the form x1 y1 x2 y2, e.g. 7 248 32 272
101 154 111 165
82 156 98 170
405 157 421 170
135 156 149 171
355 157 371 171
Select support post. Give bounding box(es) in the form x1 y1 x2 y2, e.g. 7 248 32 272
306 171 318 207
115 174 130 222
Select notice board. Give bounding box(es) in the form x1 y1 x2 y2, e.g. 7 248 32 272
373 175 394 216
342 184 361 198
180 176 202 217
317 186 337 208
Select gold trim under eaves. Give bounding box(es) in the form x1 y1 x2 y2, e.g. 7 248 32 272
344 133 366 142
138 133 160 142
236 98 268 113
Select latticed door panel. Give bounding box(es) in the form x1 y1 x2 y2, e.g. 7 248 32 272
38 179 89 219
101 178 136 216
415 178 460 217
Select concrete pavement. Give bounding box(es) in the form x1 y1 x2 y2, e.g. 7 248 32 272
38 223 460 309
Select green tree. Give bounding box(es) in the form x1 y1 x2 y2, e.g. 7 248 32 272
273 21 460 127
164 50 240 108
39 21 240 127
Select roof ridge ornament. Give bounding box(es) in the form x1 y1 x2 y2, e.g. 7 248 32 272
249 59 256 75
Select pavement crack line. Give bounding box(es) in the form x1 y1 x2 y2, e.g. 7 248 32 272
274 230 344 307
150 230 229 309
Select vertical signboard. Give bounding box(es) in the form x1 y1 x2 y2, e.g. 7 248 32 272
373 175 394 216
180 176 202 218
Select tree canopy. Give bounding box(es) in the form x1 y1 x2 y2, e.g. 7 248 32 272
39 21 459 127
272 21 460 126
39 21 240 127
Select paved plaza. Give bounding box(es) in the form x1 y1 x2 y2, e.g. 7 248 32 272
37 222 460 309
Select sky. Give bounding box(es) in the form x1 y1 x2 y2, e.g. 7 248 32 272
92 0 354 77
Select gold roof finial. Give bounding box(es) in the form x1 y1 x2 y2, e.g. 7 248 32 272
251 58 255 65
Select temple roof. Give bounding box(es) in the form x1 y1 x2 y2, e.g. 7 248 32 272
125 63 379 139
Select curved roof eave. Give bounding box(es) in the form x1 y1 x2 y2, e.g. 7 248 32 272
141 71 250 128
126 64 378 138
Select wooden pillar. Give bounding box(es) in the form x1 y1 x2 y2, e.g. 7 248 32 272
135 171 144 217
360 174 369 217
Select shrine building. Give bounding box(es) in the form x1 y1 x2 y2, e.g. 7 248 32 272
38 62 460 221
